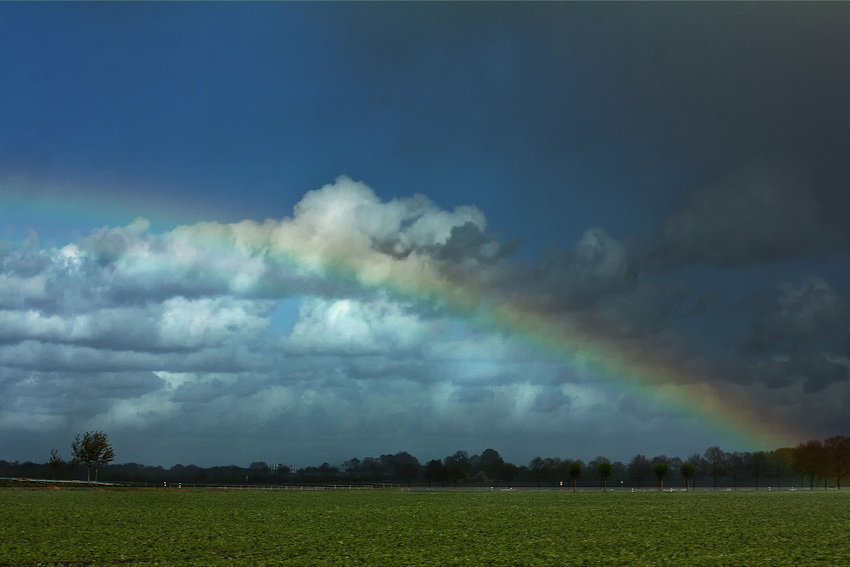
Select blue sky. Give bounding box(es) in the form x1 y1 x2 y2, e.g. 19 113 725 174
1 2 849 468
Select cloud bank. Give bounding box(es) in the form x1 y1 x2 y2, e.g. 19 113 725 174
1 176 847 466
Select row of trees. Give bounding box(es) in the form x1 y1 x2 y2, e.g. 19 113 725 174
324 437 849 491
785 436 850 489
6 434 848 489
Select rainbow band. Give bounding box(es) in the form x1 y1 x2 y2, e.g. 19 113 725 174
258 222 800 451
2 182 802 451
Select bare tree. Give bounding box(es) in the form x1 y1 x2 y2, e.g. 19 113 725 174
48 449 63 480
627 454 652 488
824 435 850 489
793 439 828 490
703 446 726 489
529 457 545 488
543 457 562 488
770 448 795 489
746 451 769 490
727 452 745 490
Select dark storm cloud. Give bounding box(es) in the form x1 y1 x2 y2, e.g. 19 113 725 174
326 3 850 205
738 276 848 356
1 369 163 405
434 222 516 265
0 177 844 466
2 3 850 466
490 229 683 342
532 229 639 309
606 4 850 271
617 4 850 160
532 388 571 414
0 368 164 426
372 219 514 266
744 354 849 396
643 159 845 268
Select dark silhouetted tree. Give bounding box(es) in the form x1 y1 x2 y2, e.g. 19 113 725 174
793 439 828 489
611 460 627 486
501 462 518 486
680 461 696 491
824 435 850 489
318 462 337 482
567 460 582 492
593 457 612 491
424 459 445 488
703 446 726 489
542 457 562 487
359 457 381 480
554 459 572 486
747 451 769 490
71 431 115 482
389 451 420 486
48 449 63 480
529 457 545 488
727 452 745 490
627 454 652 488
770 448 795 489
653 461 670 491
444 451 470 487
479 449 505 484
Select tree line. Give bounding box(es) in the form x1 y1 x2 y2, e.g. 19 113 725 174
3 433 848 490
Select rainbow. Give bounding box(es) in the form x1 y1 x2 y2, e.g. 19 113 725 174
2 180 804 451
310 240 802 451
1 177 229 241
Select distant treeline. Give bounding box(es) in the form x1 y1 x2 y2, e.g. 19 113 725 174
3 435 848 489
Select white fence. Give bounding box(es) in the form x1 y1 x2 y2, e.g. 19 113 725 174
1 477 399 491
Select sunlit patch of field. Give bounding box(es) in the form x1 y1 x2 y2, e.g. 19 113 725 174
2 488 849 566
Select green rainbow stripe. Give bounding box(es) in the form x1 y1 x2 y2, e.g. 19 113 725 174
484 303 798 450
254 224 801 451
383 274 796 451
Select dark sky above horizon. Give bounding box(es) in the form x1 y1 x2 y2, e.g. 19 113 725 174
1 2 849 468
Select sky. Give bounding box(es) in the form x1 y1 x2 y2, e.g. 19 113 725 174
1 2 849 469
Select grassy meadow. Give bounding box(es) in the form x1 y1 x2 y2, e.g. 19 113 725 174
2 487 849 566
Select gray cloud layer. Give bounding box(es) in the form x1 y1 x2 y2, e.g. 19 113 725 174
645 160 850 268
2 177 847 466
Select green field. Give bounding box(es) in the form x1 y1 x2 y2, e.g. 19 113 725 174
2 488 849 566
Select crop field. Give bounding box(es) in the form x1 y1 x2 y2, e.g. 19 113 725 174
2 487 849 566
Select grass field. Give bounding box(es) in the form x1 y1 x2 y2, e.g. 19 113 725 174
2 487 849 566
